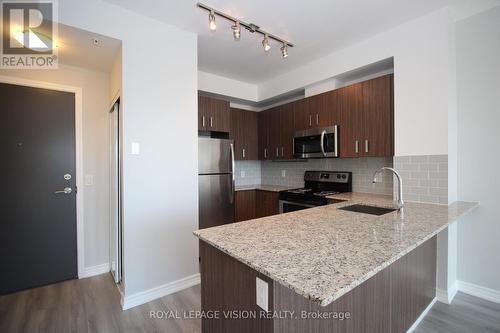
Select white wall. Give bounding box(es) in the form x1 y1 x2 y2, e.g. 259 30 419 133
456 6 500 292
0 64 111 270
58 0 199 298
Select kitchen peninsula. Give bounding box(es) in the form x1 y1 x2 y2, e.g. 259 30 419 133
193 193 478 333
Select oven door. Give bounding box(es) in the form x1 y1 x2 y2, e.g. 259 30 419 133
293 125 338 159
279 200 318 213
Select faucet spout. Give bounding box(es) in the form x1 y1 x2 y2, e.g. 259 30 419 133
373 167 404 210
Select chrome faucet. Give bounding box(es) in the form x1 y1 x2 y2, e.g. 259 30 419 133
373 167 404 210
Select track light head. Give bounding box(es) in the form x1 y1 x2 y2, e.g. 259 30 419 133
262 34 270 52
208 10 217 31
281 43 288 58
232 21 241 41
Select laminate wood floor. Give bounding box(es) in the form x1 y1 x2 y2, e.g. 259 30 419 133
1 274 499 333
414 292 500 333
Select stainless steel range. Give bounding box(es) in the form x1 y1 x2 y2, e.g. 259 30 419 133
279 171 352 213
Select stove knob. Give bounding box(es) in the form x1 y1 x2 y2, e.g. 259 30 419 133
342 174 347 179
336 174 341 179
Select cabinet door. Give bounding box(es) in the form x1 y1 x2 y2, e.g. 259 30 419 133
235 190 256 222
198 95 211 130
258 110 270 160
244 110 259 160
230 108 245 160
210 98 230 132
292 99 309 131
256 190 279 218
268 107 282 160
307 92 331 128
327 90 341 126
338 83 363 158
361 74 394 157
280 104 295 160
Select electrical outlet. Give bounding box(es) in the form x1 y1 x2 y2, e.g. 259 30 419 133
256 277 268 311
281 169 286 178
241 171 246 178
131 142 140 155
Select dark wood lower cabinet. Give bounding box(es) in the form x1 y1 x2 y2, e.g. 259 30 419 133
235 190 256 222
200 236 437 333
256 190 279 218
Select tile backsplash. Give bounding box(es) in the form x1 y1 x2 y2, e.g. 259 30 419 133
234 161 261 186
393 155 448 204
236 157 394 195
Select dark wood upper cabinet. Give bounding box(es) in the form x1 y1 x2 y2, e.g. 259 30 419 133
361 74 394 157
307 92 331 128
268 106 282 160
338 83 363 158
280 104 295 160
198 94 230 133
230 108 258 160
292 99 308 131
258 110 270 160
337 74 394 158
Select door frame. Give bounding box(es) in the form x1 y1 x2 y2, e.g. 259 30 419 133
0 75 85 278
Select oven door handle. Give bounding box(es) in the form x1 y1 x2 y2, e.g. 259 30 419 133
320 130 327 157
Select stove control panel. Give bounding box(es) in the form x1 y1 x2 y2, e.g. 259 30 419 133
304 171 351 184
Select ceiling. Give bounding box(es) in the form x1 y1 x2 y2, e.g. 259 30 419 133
56 24 121 72
104 0 460 83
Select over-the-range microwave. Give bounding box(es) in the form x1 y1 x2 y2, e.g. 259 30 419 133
293 125 339 159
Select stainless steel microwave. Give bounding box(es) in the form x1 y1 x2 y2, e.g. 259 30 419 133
293 125 338 158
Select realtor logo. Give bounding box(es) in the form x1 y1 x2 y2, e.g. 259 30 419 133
1 0 58 69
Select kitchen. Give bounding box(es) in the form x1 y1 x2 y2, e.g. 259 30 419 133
0 1 499 333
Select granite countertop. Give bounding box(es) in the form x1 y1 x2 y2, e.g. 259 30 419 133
235 184 297 192
193 192 478 307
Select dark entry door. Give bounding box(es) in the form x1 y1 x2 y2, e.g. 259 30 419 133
0 82 77 295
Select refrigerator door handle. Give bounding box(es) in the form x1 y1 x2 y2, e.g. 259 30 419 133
229 143 235 204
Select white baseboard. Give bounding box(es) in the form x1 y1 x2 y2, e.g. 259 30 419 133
80 263 110 278
406 297 437 333
121 273 201 310
457 280 500 304
436 283 458 304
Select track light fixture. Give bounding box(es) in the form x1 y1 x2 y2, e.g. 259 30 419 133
281 42 288 58
197 2 294 59
262 34 270 52
232 21 241 41
208 10 216 31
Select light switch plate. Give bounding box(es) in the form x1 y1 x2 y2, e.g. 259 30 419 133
281 169 286 178
84 174 94 186
256 277 268 311
131 142 140 155
241 171 246 178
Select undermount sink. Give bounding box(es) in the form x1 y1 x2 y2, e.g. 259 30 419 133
338 204 397 216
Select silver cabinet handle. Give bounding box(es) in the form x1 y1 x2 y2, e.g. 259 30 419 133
365 139 369 153
320 130 326 157
281 147 284 157
355 140 359 154
210 116 213 127
309 114 312 127
242 148 246 159
55 187 72 194
264 148 268 159
316 113 319 125
202 115 205 127
276 147 279 157
229 143 235 204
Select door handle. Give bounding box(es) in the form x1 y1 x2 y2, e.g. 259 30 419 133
276 147 279 158
229 143 235 204
316 113 319 125
55 187 72 194
242 148 246 159
320 130 327 156
355 140 359 154
365 139 369 153
264 148 268 159
309 114 312 127
210 116 213 127
281 147 284 157
202 115 205 127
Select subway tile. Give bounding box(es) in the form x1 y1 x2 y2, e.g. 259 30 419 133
429 155 448 163
410 155 429 163
419 195 440 204
429 171 448 179
419 163 439 171
429 187 448 197
410 171 429 179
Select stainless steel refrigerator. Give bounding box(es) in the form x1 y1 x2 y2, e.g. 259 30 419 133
198 137 235 229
